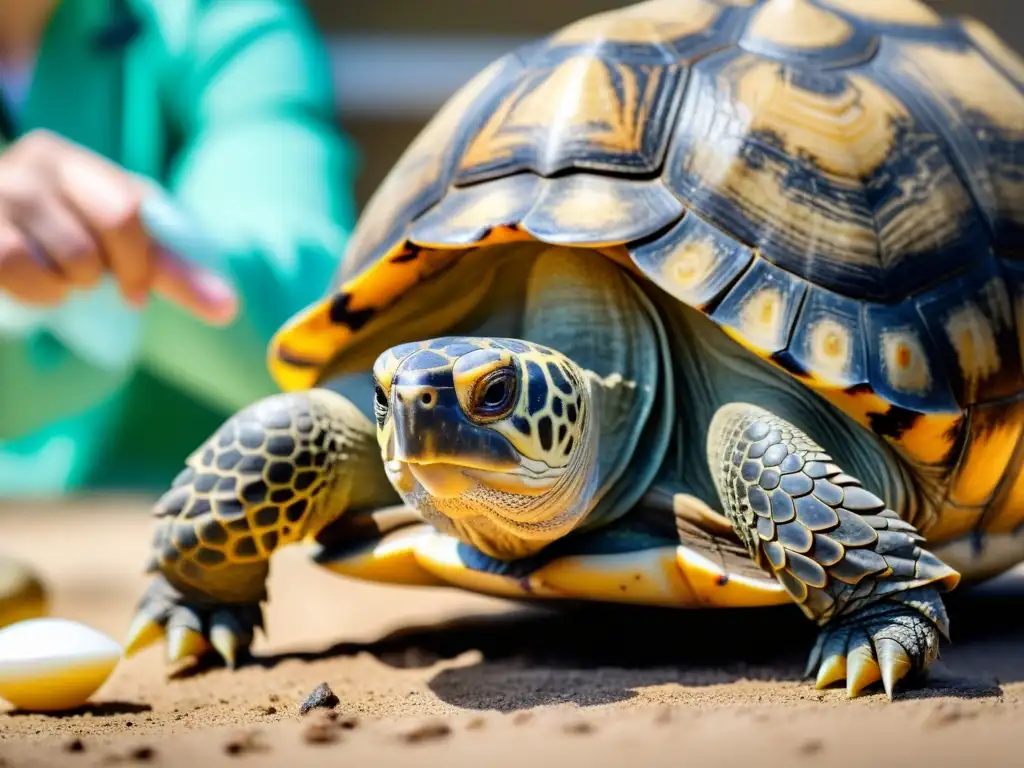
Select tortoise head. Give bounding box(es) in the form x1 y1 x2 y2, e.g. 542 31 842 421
372 337 598 559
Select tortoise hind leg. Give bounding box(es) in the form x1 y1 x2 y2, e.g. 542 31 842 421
125 388 399 668
707 402 961 700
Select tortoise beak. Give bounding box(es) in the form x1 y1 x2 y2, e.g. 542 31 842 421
388 384 520 473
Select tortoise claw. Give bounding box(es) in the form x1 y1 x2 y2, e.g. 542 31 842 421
167 625 209 664
123 615 164 658
209 609 254 669
124 575 263 671
845 639 881 698
876 638 913 701
815 654 846 690
209 625 239 669
805 589 942 700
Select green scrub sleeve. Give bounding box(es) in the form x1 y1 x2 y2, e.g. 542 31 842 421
138 0 358 413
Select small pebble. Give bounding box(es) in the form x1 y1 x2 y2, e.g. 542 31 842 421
224 731 270 756
466 716 487 730
64 738 86 753
129 746 156 762
399 720 452 744
302 721 340 746
300 710 360 745
299 683 340 715
512 711 534 726
922 702 978 730
562 721 594 735
798 739 823 756
337 715 360 731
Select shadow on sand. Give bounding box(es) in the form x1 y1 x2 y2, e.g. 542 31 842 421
174 581 1023 710
4 701 153 718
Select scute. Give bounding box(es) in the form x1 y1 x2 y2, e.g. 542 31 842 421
454 47 684 183
453 0 752 184
333 55 520 286
269 1 1024 484
664 44 992 302
709 257 808 357
871 35 1024 252
782 286 867 389
818 0 941 28
630 210 755 310
739 0 879 69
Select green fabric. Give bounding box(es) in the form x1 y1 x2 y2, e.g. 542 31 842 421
0 0 357 495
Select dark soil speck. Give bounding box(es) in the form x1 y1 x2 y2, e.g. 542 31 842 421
399 720 452 744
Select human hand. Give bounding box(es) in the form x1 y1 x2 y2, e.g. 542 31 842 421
0 130 238 324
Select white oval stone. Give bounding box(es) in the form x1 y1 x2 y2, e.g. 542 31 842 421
0 618 122 712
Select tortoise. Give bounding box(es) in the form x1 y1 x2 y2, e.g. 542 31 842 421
113 0 1024 701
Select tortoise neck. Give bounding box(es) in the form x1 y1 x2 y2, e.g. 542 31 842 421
518 246 675 535
375 245 673 560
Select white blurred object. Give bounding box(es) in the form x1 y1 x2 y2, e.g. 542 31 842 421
0 618 122 712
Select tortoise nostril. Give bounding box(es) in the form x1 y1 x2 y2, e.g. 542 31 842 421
394 386 437 407
398 386 438 408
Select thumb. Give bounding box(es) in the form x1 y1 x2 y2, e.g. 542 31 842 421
151 248 239 326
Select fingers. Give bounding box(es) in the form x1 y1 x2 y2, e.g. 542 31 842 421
55 145 152 307
151 248 239 326
52 141 239 322
0 131 239 322
15 191 103 290
0 219 70 306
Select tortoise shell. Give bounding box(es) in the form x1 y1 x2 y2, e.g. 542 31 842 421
269 0 1024 540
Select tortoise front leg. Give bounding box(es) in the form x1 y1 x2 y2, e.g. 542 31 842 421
124 388 398 667
706 402 961 700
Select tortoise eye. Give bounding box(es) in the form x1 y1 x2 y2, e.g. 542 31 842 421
470 368 517 422
373 383 389 427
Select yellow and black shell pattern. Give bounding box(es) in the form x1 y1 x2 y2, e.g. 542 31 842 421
269 0 1024 543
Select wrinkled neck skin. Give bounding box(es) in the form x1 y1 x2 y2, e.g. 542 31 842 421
397 377 603 560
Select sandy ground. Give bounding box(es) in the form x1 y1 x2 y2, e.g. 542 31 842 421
1 499 1024 767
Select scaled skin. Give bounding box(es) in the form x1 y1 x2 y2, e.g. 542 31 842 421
373 337 598 561
127 246 960 701
121 0 1024 705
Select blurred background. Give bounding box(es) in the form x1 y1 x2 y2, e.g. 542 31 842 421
314 0 1023 211
0 0 1019 500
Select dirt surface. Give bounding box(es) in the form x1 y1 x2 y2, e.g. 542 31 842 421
2 499 1024 767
